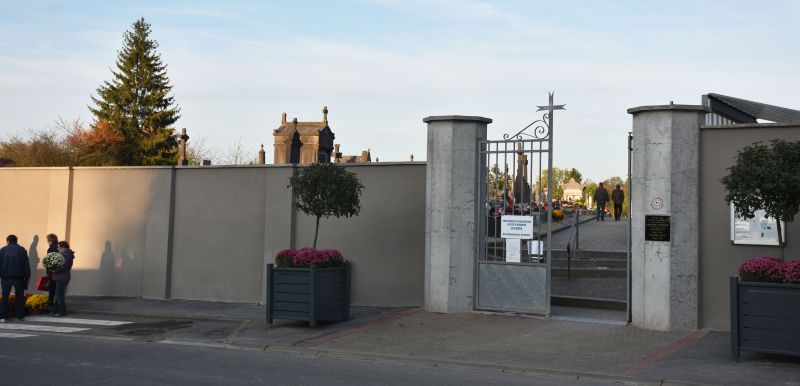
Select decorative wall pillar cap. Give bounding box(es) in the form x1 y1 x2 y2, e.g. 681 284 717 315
423 115 492 124
627 104 708 115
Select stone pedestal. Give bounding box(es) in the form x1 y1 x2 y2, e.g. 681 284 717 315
628 104 705 331
424 115 491 313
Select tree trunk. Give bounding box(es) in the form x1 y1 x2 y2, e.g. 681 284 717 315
313 216 320 249
777 219 785 263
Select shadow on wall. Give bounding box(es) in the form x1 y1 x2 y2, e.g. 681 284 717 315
99 240 132 293
28 235 42 279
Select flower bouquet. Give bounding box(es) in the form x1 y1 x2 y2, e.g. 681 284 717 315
42 252 65 271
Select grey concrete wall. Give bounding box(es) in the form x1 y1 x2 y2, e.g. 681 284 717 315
170 167 268 303
699 123 800 330
629 105 705 331
0 164 425 307
424 116 491 313
293 163 426 307
68 168 172 298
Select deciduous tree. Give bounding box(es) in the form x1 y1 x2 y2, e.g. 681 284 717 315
289 163 364 248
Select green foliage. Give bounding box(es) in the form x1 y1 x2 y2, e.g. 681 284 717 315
488 164 510 191
89 17 180 165
536 167 584 201
289 163 365 248
722 139 800 262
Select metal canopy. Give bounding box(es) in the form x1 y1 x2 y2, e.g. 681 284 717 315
703 93 800 124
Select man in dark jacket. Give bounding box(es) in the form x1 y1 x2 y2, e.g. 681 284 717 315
0 234 30 322
594 183 610 221
612 184 625 221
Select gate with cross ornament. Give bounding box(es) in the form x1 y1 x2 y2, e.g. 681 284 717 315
474 93 564 315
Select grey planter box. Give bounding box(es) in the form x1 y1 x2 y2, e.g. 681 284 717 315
267 262 350 327
730 277 800 359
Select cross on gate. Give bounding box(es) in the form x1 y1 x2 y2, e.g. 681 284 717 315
536 91 566 116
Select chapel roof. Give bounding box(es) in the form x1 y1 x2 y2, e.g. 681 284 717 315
273 107 331 136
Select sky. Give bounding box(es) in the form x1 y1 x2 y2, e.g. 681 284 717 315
1 0 799 181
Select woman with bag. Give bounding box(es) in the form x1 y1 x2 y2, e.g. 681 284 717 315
52 241 74 317
45 234 58 308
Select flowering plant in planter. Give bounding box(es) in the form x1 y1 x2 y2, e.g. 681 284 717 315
738 256 784 283
732 256 800 359
784 260 800 284
274 248 345 268
268 248 349 327
738 256 800 283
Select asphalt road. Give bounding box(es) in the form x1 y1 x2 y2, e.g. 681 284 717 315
0 326 618 385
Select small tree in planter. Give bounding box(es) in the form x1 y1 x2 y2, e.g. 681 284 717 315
722 139 800 262
724 140 800 358
288 163 364 248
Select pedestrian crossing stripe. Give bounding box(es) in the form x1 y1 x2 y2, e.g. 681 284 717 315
24 316 132 326
0 323 89 333
0 332 36 338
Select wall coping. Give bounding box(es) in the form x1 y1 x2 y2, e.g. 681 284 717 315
701 122 800 130
0 162 427 171
423 115 492 124
627 104 707 115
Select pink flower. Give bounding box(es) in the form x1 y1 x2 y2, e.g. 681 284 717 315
739 256 783 283
291 248 345 268
784 260 800 284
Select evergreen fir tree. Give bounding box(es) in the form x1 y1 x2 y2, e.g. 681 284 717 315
90 17 180 165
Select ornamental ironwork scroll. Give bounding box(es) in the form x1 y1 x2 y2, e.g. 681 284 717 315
502 92 565 141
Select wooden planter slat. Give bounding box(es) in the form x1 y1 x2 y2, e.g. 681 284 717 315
730 277 800 359
267 262 350 327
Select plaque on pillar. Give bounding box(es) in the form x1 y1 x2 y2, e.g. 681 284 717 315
645 215 670 241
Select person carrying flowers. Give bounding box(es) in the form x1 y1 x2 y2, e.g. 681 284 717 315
45 234 59 309
51 241 74 317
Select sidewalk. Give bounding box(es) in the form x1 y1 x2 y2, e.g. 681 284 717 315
70 296 800 386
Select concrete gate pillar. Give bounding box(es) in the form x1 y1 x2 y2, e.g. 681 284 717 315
627 104 706 331
424 115 491 313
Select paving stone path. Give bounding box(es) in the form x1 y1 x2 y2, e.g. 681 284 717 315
551 217 628 252
550 218 629 301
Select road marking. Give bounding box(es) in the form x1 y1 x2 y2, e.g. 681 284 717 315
24 316 132 326
0 332 37 338
0 323 89 333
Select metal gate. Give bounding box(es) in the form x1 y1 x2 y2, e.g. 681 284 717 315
475 93 563 315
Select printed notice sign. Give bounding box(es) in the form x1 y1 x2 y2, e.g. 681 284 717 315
501 215 534 239
645 215 670 242
730 204 784 246
505 239 521 263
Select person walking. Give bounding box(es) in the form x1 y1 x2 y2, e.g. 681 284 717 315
594 182 610 221
612 184 625 221
45 233 58 309
0 235 31 322
52 241 74 317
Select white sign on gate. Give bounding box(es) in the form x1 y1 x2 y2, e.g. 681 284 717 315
500 215 534 239
505 239 521 263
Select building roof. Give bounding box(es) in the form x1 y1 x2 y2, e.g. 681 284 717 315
563 178 582 191
703 93 800 124
274 107 331 136
274 121 329 136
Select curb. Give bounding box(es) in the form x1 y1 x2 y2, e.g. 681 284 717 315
260 345 717 386
72 308 252 324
